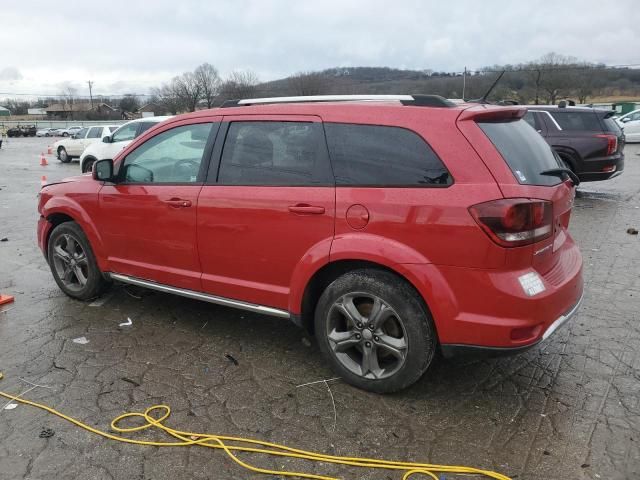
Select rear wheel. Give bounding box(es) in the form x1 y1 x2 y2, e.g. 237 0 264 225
314 269 437 393
48 221 109 300
58 147 70 163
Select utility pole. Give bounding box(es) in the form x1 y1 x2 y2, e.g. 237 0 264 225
87 80 94 109
462 66 467 101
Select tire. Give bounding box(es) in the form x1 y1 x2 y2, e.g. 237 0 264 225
82 158 95 173
58 147 70 163
45 133 50 137
47 221 109 300
314 269 437 393
62 132 69 137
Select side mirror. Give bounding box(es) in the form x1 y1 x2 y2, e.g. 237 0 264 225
93 159 114 181
621 117 630 123
102 135 112 143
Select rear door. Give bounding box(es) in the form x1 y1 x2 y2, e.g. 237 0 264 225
461 113 574 274
196 115 335 310
67 128 89 156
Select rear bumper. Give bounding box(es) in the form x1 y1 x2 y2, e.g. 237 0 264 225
440 291 584 358
406 238 584 356
578 153 624 182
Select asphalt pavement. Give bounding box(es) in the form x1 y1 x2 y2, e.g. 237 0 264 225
0 136 638 480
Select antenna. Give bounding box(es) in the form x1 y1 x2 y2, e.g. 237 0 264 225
470 70 506 104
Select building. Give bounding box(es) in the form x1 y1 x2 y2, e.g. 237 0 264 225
45 102 117 120
0 106 10 117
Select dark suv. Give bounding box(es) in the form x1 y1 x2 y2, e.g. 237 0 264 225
524 106 624 182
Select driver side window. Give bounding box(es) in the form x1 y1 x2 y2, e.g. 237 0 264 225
121 123 213 184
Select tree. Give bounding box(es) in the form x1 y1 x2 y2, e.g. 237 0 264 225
119 95 140 113
194 63 221 108
151 79 184 115
173 72 201 112
287 71 329 96
536 52 576 105
220 70 259 100
60 84 78 119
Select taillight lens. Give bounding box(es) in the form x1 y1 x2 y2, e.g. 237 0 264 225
469 199 553 247
595 134 618 156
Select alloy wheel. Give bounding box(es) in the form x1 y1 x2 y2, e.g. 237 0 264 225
326 292 408 380
51 234 89 292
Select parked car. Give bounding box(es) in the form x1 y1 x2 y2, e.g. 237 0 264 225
7 125 37 137
36 127 58 137
53 125 118 163
524 105 624 181
54 126 84 137
79 117 171 172
37 95 583 393
615 108 640 143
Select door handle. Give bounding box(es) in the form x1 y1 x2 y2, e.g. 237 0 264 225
288 204 325 215
164 198 192 208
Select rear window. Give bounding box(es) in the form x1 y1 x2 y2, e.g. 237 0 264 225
549 111 602 131
602 116 622 135
478 119 562 186
324 123 452 186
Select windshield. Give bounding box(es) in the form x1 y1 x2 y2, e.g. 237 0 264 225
478 119 563 186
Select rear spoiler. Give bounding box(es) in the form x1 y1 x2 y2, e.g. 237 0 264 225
457 106 527 122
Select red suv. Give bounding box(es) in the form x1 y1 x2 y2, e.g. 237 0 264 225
37 95 584 393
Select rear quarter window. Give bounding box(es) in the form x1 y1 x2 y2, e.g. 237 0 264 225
478 119 562 186
324 123 452 187
549 111 602 131
602 116 622 135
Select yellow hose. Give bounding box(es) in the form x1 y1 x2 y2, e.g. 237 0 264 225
0 372 511 480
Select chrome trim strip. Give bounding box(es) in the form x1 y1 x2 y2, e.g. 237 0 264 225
542 291 584 341
108 273 290 319
530 110 563 131
238 95 414 105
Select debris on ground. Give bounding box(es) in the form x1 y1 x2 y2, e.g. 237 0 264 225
39 428 54 438
120 377 140 387
0 238 7 242
4 403 18 410
72 336 89 345
627 228 638 235
224 353 239 366
119 317 133 327
301 337 312 347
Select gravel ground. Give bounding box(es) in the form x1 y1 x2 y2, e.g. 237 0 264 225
0 136 638 480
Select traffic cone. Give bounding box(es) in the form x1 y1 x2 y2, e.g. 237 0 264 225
41 175 47 186
0 294 15 306
47 145 52 155
40 153 48 166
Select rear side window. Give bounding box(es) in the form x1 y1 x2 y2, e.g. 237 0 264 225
108 126 118 133
324 123 452 186
87 127 103 138
478 119 562 186
218 121 331 186
549 111 601 131
136 122 157 137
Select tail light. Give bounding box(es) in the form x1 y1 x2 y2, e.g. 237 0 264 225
469 199 553 247
595 134 618 156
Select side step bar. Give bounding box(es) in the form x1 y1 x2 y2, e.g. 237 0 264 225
108 273 290 319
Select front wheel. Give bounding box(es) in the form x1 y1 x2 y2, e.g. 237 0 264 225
48 221 109 300
82 158 95 173
314 269 437 393
58 147 70 163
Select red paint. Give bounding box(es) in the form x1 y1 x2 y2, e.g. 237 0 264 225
37 101 583 351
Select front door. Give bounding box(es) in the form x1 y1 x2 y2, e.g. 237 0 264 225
97 120 219 291
197 116 335 310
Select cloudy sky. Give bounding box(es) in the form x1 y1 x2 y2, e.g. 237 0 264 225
0 0 637 99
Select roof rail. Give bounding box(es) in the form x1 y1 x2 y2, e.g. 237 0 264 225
220 94 455 108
